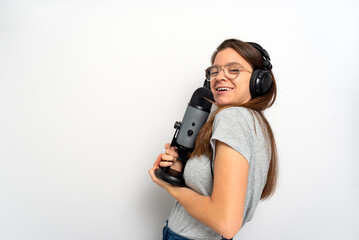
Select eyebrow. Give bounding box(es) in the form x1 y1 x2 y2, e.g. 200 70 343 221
212 62 244 67
212 62 252 73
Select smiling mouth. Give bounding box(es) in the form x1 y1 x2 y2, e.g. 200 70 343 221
216 87 234 92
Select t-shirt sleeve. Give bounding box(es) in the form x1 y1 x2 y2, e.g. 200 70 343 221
210 107 253 163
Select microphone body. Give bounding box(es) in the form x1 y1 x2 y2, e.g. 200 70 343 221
176 104 209 149
154 87 213 187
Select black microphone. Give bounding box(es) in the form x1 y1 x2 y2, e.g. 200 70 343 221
155 87 214 187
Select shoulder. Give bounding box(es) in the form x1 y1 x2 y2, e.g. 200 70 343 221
214 107 254 128
210 107 255 164
212 106 256 143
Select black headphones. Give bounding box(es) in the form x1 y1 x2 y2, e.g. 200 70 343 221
203 42 273 99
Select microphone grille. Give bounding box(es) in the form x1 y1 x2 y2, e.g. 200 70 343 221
190 87 214 112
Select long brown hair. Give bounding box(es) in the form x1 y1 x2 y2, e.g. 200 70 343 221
192 39 278 200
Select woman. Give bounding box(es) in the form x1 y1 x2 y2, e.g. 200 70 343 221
149 38 278 240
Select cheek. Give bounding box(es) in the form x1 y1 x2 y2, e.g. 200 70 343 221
211 89 217 101
234 78 251 100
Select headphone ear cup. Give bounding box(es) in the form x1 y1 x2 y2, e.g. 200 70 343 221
259 70 273 95
250 69 273 98
250 69 261 98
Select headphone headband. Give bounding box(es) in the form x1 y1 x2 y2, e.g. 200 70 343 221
246 42 272 70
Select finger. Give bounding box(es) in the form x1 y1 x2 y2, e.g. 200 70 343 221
164 143 178 156
165 148 179 159
159 161 173 168
165 143 177 150
161 154 177 162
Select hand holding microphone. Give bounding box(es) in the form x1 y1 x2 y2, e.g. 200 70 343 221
159 143 181 170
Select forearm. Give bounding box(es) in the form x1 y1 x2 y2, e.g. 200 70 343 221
168 186 239 237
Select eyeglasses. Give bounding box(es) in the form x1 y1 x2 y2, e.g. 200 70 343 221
205 62 252 81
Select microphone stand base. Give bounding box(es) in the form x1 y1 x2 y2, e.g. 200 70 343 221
155 168 186 187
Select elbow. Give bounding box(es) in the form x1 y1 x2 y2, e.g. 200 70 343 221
217 219 242 239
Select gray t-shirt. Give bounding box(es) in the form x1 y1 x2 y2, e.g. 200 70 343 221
168 107 271 240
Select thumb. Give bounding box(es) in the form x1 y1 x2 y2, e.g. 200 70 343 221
153 153 163 167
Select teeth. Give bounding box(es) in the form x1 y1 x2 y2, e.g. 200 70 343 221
217 87 232 91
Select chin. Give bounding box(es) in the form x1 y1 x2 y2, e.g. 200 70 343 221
215 97 249 107
214 98 234 107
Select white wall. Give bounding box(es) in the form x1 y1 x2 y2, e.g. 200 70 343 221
1 0 358 239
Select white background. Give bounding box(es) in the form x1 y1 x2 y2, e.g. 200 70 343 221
1 0 358 239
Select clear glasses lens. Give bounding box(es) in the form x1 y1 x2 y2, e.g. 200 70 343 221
206 63 241 81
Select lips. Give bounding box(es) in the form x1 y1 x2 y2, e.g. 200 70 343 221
215 87 234 92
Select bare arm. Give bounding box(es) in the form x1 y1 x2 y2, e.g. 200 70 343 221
149 141 249 238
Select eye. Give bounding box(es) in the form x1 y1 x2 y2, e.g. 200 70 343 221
228 68 240 74
210 68 219 75
210 71 218 76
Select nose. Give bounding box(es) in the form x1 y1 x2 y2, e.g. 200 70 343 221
215 68 227 82
215 69 228 82
211 69 227 90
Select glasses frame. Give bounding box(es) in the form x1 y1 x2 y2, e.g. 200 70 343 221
205 62 252 82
